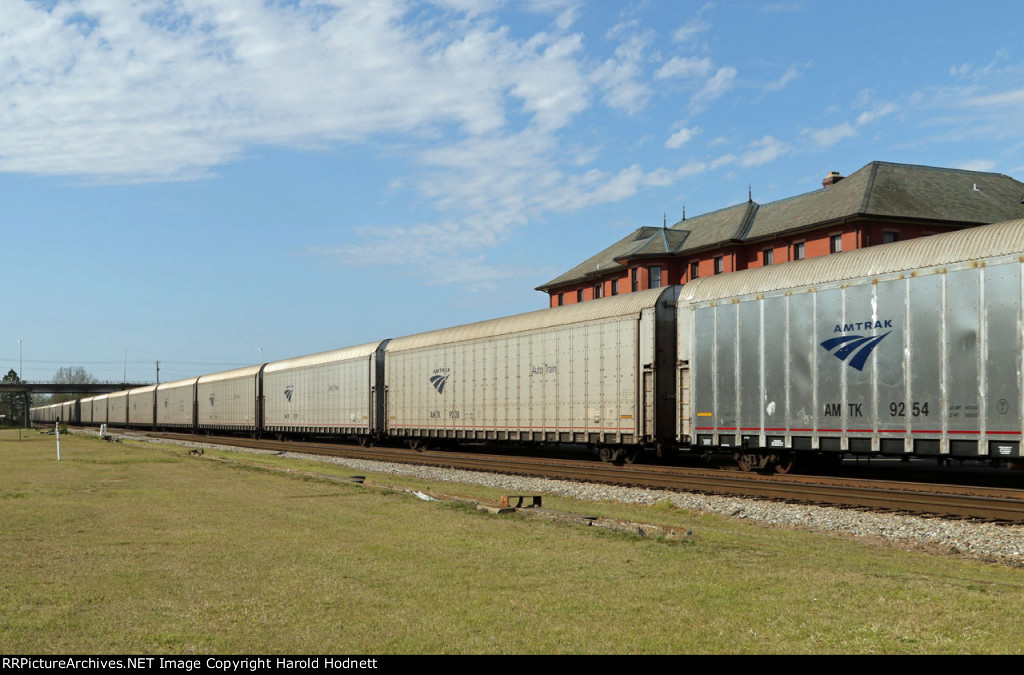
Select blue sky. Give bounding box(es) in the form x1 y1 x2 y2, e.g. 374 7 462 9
3 0 1023 384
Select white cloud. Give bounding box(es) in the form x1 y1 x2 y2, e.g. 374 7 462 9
950 63 972 78
522 0 583 31
0 0 591 180
948 49 1013 81
956 159 998 172
590 28 654 115
740 136 788 167
510 33 590 131
961 88 1024 107
665 125 701 149
808 122 858 148
710 153 736 169
803 98 897 149
759 2 805 12
856 103 898 125
690 66 736 113
763 64 803 92
655 56 714 80
328 121 709 276
672 18 710 44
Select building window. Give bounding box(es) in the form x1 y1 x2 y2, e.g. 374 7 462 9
830 234 842 254
557 293 564 306
594 284 602 299
762 249 773 266
611 279 619 296
883 231 899 244
649 266 662 288
689 261 699 280
794 242 805 260
714 256 724 275
631 268 639 292
576 289 583 303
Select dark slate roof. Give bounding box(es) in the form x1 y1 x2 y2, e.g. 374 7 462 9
538 161 1024 292
539 227 662 290
670 201 755 252
618 227 690 259
747 162 1024 239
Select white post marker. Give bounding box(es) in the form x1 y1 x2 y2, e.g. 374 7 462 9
55 421 61 461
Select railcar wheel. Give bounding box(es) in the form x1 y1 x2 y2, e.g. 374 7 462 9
772 452 795 475
357 436 373 448
407 438 424 452
621 448 639 465
598 446 614 463
736 453 756 472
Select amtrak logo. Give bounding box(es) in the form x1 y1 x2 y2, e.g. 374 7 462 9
285 387 294 402
820 331 892 371
209 393 215 406
429 374 449 395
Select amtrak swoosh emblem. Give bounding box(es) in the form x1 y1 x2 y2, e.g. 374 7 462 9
429 374 449 394
820 331 891 371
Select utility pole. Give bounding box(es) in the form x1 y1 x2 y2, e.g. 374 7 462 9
156 361 160 385
17 339 22 438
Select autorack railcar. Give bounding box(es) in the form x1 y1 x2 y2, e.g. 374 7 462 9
196 365 262 433
677 217 1024 471
156 377 198 430
384 286 681 463
80 395 96 425
261 341 387 444
92 394 109 426
128 385 157 429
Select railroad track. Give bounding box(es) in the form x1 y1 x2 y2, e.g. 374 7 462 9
115 429 1024 522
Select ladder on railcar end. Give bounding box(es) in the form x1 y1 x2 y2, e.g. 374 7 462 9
642 366 654 440
678 362 691 443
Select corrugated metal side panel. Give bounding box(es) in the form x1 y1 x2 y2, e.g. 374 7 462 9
80 396 95 424
264 353 374 431
197 364 263 385
681 218 1024 304
263 342 383 374
388 287 673 353
108 391 128 425
197 372 258 429
128 386 156 426
92 395 109 424
157 377 199 393
157 378 196 427
385 310 645 442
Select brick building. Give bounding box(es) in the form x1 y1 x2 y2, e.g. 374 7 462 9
537 161 1024 306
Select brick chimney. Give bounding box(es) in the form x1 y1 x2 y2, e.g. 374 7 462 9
822 171 844 188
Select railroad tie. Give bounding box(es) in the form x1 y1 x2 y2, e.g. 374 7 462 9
500 495 542 509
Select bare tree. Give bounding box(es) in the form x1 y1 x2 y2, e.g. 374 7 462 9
49 366 99 404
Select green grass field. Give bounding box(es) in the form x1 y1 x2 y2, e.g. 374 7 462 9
4 428 1024 654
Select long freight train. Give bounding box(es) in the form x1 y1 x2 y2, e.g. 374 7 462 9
33 218 1024 471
